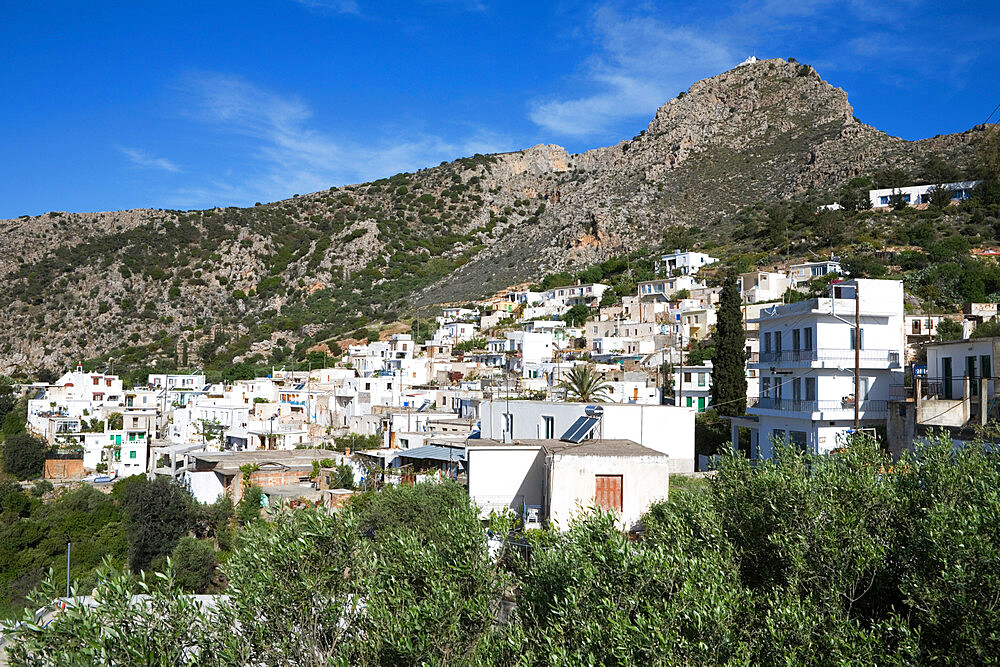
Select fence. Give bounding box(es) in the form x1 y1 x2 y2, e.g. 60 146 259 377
751 349 900 366
751 397 888 414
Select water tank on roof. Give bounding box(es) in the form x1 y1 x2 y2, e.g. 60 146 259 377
584 405 604 417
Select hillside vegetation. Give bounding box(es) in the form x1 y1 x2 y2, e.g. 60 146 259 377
0 58 992 377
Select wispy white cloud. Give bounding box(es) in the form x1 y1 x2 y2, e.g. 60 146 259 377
167 72 512 208
529 6 734 137
119 147 181 173
292 0 360 15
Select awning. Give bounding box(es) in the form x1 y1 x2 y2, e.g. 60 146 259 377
396 445 466 462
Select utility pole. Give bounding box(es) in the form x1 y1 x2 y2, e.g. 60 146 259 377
677 330 684 409
854 285 861 430
66 542 71 598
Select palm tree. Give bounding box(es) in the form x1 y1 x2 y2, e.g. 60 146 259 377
560 364 611 403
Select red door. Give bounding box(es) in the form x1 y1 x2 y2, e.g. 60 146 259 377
595 475 623 512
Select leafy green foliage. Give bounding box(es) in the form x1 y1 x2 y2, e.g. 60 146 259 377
0 484 127 618
559 364 611 402
171 537 217 593
236 486 263 526
118 476 193 572
9 437 1000 663
560 303 591 327
936 318 963 341
2 432 46 480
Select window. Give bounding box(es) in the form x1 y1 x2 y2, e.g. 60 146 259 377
594 475 623 512
912 320 921 334
792 329 800 351
789 431 808 453
902 194 911 203
542 416 554 439
805 377 817 401
129 450 136 459
764 332 772 353
774 332 782 353
698 373 706 387
803 327 813 351
792 377 801 401
880 196 889 205
761 377 771 397
683 372 692 383
850 328 864 350
93 377 99 385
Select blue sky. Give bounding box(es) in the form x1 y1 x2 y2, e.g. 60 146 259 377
1 0 998 218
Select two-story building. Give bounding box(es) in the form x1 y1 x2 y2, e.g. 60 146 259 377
738 271 791 303
656 250 718 276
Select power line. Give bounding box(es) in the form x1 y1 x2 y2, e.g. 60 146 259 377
985 100 1000 126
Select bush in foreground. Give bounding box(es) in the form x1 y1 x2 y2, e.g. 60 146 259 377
8 436 1000 665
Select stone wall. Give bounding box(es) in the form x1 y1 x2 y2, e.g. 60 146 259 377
44 458 84 480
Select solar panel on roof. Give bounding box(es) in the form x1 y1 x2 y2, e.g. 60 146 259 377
295 383 305 390
201 385 211 392
560 416 599 443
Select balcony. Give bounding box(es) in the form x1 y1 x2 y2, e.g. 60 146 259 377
749 349 900 370
749 397 888 419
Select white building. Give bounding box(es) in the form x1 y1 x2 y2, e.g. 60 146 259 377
477 400 694 472
433 321 478 343
738 271 791 303
637 275 701 299
466 438 671 530
732 279 904 458
869 180 980 209
673 362 712 413
147 373 207 390
542 283 610 310
919 337 998 427
788 260 842 287
440 307 477 322
657 250 718 276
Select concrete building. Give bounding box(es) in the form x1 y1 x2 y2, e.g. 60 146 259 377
466 438 671 530
738 271 791 303
732 279 905 458
788 260 842 287
868 180 980 209
477 400 694 472
673 362 712 413
657 250 718 276
917 337 999 427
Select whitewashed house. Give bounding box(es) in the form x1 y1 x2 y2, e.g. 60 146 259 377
657 250 718 276
869 180 980 209
477 400 694 472
738 271 791 303
466 438 671 530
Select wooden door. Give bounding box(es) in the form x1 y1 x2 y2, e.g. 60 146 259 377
595 475 623 512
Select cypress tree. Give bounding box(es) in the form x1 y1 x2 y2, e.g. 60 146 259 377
711 271 747 415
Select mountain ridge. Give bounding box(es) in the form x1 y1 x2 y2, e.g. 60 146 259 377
0 58 985 374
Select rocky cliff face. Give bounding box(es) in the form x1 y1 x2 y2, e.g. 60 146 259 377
0 59 983 374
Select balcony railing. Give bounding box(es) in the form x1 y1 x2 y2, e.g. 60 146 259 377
751 349 900 367
751 397 888 414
